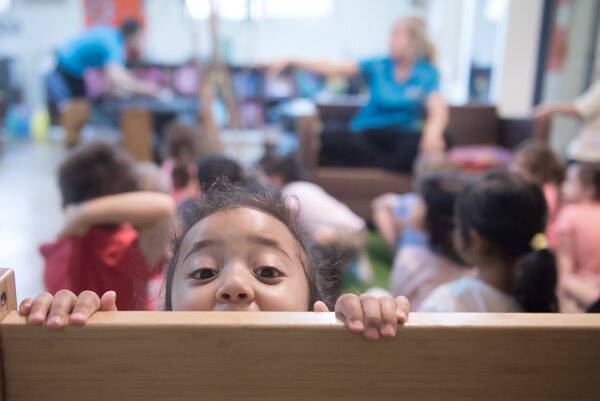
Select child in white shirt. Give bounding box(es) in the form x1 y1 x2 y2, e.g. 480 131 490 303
420 171 559 313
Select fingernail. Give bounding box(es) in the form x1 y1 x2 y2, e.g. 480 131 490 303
382 323 396 337
47 316 62 327
29 313 44 324
350 319 364 331
70 313 83 321
365 327 379 340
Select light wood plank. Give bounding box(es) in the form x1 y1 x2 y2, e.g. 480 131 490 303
1 311 599 401
0 268 17 401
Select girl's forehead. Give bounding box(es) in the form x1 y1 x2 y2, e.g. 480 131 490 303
182 207 301 251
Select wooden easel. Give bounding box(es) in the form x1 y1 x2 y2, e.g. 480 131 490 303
193 0 240 156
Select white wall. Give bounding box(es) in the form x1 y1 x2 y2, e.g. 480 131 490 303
427 0 474 104
0 0 416 109
495 0 544 117
0 0 84 109
144 0 414 64
546 0 599 154
0 0 552 116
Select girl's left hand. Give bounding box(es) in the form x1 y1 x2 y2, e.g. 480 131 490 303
314 294 410 340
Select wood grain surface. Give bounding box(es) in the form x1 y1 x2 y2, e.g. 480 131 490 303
1 310 599 401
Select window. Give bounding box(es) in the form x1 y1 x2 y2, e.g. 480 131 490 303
185 0 247 21
0 0 12 14
251 0 334 19
185 0 334 21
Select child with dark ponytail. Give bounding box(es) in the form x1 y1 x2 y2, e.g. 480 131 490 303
419 171 558 312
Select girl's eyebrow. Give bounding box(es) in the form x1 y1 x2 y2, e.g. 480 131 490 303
247 235 292 261
182 239 222 263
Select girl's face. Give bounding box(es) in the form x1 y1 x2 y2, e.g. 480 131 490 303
389 20 416 61
562 165 590 203
171 207 310 311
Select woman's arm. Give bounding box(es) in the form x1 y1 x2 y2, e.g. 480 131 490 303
61 192 176 237
105 64 160 97
421 93 449 154
271 59 359 78
533 102 582 121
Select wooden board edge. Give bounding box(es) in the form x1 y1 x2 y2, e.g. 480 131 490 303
2 310 600 330
0 268 16 401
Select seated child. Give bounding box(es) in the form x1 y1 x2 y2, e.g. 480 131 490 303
23 183 410 341
177 155 246 224
509 139 564 247
419 171 558 312
260 154 372 283
372 154 457 251
161 121 200 204
40 141 176 310
390 173 475 310
555 162 600 311
135 161 173 310
196 155 245 192
136 162 169 193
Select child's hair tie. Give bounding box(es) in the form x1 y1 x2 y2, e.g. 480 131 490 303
530 233 549 251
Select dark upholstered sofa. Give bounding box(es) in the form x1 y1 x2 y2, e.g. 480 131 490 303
294 102 533 221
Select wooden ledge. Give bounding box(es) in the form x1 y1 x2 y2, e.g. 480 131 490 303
2 311 600 329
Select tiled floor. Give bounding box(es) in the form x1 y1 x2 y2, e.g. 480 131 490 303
0 140 65 304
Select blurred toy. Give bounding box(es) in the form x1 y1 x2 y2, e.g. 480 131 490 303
4 104 30 139
31 109 50 142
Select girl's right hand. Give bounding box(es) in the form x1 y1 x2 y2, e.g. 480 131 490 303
18 290 118 329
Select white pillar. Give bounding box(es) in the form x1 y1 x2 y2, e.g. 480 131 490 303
495 0 544 117
428 0 476 104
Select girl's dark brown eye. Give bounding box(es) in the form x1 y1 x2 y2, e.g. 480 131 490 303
255 266 283 279
190 268 218 281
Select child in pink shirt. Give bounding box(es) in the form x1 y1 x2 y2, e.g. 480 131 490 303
556 162 600 311
509 140 564 248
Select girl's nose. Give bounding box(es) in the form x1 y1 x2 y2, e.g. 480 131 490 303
215 266 255 304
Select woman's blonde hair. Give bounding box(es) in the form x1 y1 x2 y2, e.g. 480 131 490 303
399 16 436 64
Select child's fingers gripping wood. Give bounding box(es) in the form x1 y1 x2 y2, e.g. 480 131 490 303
359 294 384 340
46 289 78 329
312 300 329 312
18 290 118 328
19 292 56 326
334 294 411 341
70 291 117 326
395 295 410 324
335 293 364 334
379 296 398 338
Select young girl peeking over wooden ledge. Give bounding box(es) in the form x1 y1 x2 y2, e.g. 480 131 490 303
20 184 410 341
